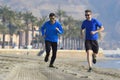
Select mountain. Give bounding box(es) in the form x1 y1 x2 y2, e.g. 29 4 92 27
0 0 90 19
0 0 120 43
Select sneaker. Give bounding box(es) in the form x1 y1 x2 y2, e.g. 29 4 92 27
49 64 56 68
44 56 48 62
92 54 96 64
88 67 92 72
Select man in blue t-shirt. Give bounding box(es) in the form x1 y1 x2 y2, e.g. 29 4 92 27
40 13 63 68
81 10 104 72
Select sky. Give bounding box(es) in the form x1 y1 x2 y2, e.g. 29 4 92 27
0 0 120 42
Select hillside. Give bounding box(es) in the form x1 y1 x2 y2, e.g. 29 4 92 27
0 0 120 49
0 0 91 19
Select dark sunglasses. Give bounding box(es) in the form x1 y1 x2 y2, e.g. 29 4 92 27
50 17 55 20
85 14 90 16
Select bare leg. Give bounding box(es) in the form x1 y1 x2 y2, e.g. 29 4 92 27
93 53 97 57
86 50 93 69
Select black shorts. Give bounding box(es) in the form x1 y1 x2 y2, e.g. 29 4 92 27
85 40 99 53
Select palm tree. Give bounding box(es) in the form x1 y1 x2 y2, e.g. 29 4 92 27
14 12 26 48
7 10 17 48
63 16 81 49
36 16 47 48
30 15 38 47
0 24 9 48
56 9 68 49
0 5 13 48
22 11 34 47
56 9 67 23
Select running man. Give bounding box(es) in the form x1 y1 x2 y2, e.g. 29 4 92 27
81 9 104 72
40 13 63 68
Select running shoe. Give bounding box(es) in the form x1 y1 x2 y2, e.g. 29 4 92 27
49 64 56 68
88 67 92 72
92 54 96 64
44 56 49 62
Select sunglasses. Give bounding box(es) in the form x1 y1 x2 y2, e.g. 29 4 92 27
85 14 91 16
50 18 55 20
50 17 55 20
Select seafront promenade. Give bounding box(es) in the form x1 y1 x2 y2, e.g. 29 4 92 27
0 49 104 58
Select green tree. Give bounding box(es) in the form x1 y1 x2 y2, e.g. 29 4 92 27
63 16 82 49
36 16 47 48
0 24 9 48
14 12 26 48
0 5 13 48
22 11 36 47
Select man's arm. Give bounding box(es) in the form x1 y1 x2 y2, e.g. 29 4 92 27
56 23 64 34
91 26 104 35
80 29 85 39
40 23 46 36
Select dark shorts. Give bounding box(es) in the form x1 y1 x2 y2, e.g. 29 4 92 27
85 40 99 53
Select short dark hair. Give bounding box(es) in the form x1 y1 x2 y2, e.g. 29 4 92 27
85 9 92 13
49 13 56 17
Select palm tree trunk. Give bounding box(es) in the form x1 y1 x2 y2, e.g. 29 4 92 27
25 30 28 48
25 24 29 48
18 31 22 49
9 35 13 48
31 25 34 46
2 34 5 48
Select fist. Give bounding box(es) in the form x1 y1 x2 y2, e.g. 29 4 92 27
91 31 97 35
56 27 59 31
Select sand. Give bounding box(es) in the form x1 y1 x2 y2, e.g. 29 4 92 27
0 50 120 80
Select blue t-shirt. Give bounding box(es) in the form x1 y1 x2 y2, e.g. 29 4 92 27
81 18 102 40
40 21 63 42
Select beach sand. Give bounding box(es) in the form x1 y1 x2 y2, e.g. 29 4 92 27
0 50 120 80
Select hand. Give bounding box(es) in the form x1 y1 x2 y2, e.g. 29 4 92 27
80 30 85 39
56 27 59 31
91 31 97 35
